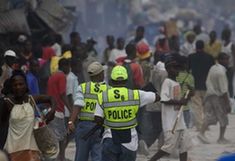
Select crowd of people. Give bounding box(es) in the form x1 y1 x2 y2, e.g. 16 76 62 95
0 22 234 161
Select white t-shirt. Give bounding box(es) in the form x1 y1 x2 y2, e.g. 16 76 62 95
161 78 186 132
180 41 195 57
221 42 233 67
127 36 149 46
64 72 85 117
108 48 127 63
94 90 156 151
51 43 62 56
196 32 209 44
206 63 228 97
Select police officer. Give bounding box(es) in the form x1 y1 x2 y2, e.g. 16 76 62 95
68 62 108 161
94 65 160 161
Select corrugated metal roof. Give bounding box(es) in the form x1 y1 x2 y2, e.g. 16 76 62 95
0 9 31 34
35 0 75 35
0 0 75 38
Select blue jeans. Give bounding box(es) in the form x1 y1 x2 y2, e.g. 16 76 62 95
75 121 102 161
102 138 136 161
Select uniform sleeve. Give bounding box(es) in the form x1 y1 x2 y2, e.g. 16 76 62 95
160 79 171 102
74 85 85 107
94 93 104 117
139 90 156 107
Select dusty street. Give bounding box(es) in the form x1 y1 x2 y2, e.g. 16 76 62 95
66 114 235 161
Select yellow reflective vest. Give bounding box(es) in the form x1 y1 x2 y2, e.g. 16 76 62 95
98 87 140 130
80 81 108 121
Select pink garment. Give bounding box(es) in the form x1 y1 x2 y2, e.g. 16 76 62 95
38 58 47 67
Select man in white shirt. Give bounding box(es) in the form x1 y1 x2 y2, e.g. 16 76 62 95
108 37 127 64
149 58 192 161
94 65 160 161
180 31 196 57
63 59 85 160
198 53 231 144
128 26 149 45
107 37 127 82
194 25 209 44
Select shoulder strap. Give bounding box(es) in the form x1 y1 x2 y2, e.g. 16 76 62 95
3 97 15 112
180 73 189 86
123 62 134 89
4 97 14 106
29 95 42 118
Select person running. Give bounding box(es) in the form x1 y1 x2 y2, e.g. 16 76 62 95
149 58 192 161
94 65 160 161
68 62 108 161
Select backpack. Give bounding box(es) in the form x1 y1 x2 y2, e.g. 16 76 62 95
123 62 134 89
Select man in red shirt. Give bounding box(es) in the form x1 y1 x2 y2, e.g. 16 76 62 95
47 58 72 161
119 43 144 89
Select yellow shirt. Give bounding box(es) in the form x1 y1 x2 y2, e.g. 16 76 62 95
205 40 222 59
50 51 72 74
